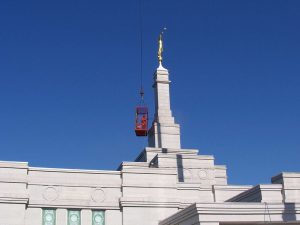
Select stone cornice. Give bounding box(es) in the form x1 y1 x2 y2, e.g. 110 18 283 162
0 193 29 204
27 182 121 188
29 167 121 175
28 200 120 210
120 196 180 208
0 161 28 169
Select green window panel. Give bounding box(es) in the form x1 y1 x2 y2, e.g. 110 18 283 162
92 211 105 225
68 210 81 225
42 209 56 225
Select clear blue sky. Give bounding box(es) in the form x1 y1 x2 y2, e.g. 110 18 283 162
0 0 299 185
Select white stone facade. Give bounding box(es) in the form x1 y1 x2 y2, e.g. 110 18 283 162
0 65 299 225
1 149 299 225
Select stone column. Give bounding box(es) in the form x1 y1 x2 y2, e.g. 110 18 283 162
148 65 181 149
81 209 92 225
56 209 67 225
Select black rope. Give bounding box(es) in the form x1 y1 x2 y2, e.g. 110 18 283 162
139 0 144 103
264 202 272 223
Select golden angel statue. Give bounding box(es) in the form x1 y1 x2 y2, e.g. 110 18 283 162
158 33 163 63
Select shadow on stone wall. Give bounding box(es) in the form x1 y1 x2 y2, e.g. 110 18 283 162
177 154 184 182
282 203 297 222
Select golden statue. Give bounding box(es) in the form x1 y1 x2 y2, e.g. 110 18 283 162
157 28 167 65
158 32 163 64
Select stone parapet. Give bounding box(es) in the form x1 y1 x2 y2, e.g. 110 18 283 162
226 184 283 203
159 202 300 225
272 172 300 203
213 185 252 202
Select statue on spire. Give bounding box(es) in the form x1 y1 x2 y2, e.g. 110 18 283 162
157 28 166 65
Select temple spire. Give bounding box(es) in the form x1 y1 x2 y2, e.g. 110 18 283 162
148 31 181 149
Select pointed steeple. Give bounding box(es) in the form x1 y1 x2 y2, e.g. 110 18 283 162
148 32 181 149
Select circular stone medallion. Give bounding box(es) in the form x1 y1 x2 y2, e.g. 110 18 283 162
91 188 105 203
43 187 59 202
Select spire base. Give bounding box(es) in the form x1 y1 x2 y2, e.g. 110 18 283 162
148 67 181 149
158 62 166 70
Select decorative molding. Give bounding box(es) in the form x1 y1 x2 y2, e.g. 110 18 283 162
91 188 105 203
43 186 59 202
120 196 180 208
0 193 28 204
28 182 121 188
29 167 121 175
28 200 120 209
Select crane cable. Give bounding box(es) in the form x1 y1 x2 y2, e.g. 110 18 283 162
264 202 272 223
139 0 144 104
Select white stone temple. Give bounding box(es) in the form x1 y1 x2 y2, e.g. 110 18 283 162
0 40 299 225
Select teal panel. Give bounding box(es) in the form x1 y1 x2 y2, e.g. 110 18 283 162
68 210 81 225
43 209 56 225
92 211 105 225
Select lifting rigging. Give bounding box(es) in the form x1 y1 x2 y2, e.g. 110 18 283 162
135 0 148 137
134 0 167 137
